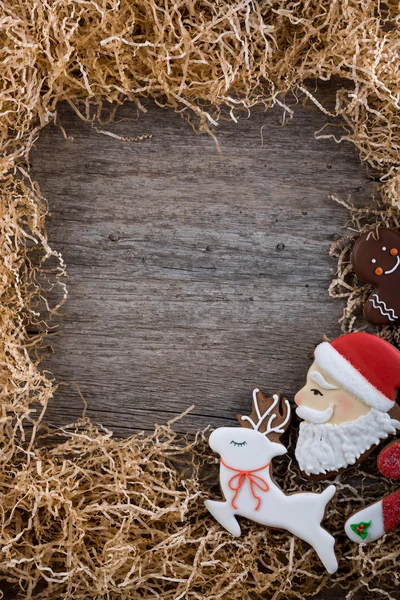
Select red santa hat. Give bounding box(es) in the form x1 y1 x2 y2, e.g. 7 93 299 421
314 332 400 413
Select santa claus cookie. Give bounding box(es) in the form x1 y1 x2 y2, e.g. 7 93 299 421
294 332 400 478
205 388 338 574
351 228 400 325
345 440 400 543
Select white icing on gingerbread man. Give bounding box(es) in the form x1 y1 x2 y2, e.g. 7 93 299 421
205 389 338 574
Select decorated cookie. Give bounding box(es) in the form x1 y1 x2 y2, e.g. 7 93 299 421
294 332 400 478
351 228 400 325
205 388 338 574
377 439 400 480
345 440 400 543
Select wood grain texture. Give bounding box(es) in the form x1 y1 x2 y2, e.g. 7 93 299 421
26 82 381 600
30 82 373 439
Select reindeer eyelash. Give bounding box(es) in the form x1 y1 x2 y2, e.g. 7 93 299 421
230 440 247 447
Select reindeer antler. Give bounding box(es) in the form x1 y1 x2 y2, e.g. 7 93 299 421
237 388 291 442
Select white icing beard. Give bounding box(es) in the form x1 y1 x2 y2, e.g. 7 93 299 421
295 409 400 476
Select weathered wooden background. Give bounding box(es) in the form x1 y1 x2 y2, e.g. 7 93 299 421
28 82 379 600
31 82 373 438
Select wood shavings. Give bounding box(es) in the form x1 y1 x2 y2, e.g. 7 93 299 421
0 0 400 597
1 421 397 599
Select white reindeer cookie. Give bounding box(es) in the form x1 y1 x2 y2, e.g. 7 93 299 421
205 388 338 574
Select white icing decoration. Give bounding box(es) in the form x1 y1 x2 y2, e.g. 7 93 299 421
309 371 338 390
384 254 400 274
345 501 384 544
295 409 400 476
205 425 338 574
369 293 398 321
296 403 334 424
371 258 376 263
382 246 387 251
240 389 291 436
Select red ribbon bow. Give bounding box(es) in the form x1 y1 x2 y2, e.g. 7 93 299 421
220 458 270 511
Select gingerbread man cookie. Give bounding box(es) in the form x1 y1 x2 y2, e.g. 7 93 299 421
205 389 338 574
345 440 400 543
351 228 400 325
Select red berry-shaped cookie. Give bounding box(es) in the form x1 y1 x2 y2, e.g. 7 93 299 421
378 439 400 480
351 228 400 325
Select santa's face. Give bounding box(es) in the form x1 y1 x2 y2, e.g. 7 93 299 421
294 362 370 425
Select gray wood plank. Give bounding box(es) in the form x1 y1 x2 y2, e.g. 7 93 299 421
30 82 373 437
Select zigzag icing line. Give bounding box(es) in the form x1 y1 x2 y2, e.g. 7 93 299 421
369 294 398 321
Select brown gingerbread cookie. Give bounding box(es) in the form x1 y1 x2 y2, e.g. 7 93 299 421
351 228 400 325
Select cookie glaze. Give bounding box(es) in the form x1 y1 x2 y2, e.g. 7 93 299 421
345 439 400 544
351 228 400 325
378 440 400 480
294 333 400 477
205 389 338 574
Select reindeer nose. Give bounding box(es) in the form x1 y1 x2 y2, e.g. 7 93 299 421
390 247 398 256
375 267 383 276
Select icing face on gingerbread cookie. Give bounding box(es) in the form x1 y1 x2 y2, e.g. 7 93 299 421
205 389 338 574
351 228 400 325
294 332 400 477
